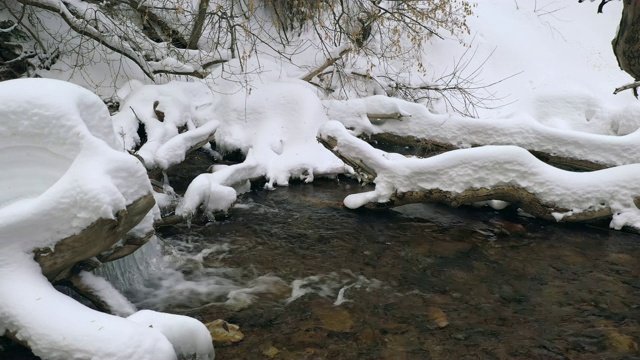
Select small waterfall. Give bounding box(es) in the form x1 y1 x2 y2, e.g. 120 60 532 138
94 236 165 293
94 234 243 311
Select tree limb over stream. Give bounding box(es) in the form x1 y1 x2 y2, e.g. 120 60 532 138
318 121 640 230
323 96 640 171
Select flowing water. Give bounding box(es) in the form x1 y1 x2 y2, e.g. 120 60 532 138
159 179 639 360
2 178 639 359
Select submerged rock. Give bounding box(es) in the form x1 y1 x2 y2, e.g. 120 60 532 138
262 345 280 358
311 300 354 333
426 307 449 329
607 330 638 353
206 319 244 345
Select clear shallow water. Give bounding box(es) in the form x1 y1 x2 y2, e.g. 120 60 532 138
165 179 640 359
2 178 639 359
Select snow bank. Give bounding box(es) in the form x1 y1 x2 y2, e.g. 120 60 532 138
0 78 211 360
177 80 346 216
0 258 177 360
211 80 344 186
423 0 634 120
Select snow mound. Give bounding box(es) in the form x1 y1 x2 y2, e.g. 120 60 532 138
178 80 346 216
112 80 219 170
127 310 215 360
0 78 152 250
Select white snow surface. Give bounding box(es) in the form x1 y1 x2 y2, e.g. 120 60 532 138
77 271 138 317
127 310 215 360
426 0 635 121
112 80 218 170
177 80 346 216
0 78 152 251
210 80 345 186
0 256 177 360
325 95 640 168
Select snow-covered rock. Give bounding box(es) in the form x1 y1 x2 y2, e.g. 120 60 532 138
128 310 215 360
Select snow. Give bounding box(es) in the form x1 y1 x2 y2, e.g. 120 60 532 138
177 80 346 216
0 256 177 360
77 271 138 317
0 78 151 250
112 80 218 170
425 0 634 119
127 310 215 360
325 95 640 168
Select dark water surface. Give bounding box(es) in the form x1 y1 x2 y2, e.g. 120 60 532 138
165 179 639 360
2 178 639 360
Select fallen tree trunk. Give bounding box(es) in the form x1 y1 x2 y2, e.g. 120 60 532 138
318 121 640 230
33 193 156 283
362 132 609 171
324 96 640 171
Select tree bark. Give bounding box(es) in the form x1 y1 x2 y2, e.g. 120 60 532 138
188 0 210 50
33 193 156 283
613 0 640 80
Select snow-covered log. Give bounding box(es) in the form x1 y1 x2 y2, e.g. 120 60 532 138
67 272 137 317
325 96 640 171
176 152 262 218
34 193 155 282
318 121 640 230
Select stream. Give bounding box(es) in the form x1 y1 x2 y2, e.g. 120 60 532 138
161 178 640 360
2 176 639 359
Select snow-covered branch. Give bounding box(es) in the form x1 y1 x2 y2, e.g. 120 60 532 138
300 45 352 82
325 95 640 171
112 80 219 171
318 121 640 230
17 0 227 79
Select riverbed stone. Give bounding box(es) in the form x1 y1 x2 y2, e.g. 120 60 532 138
311 300 354 333
262 345 280 358
426 307 449 329
607 330 638 353
205 319 244 345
